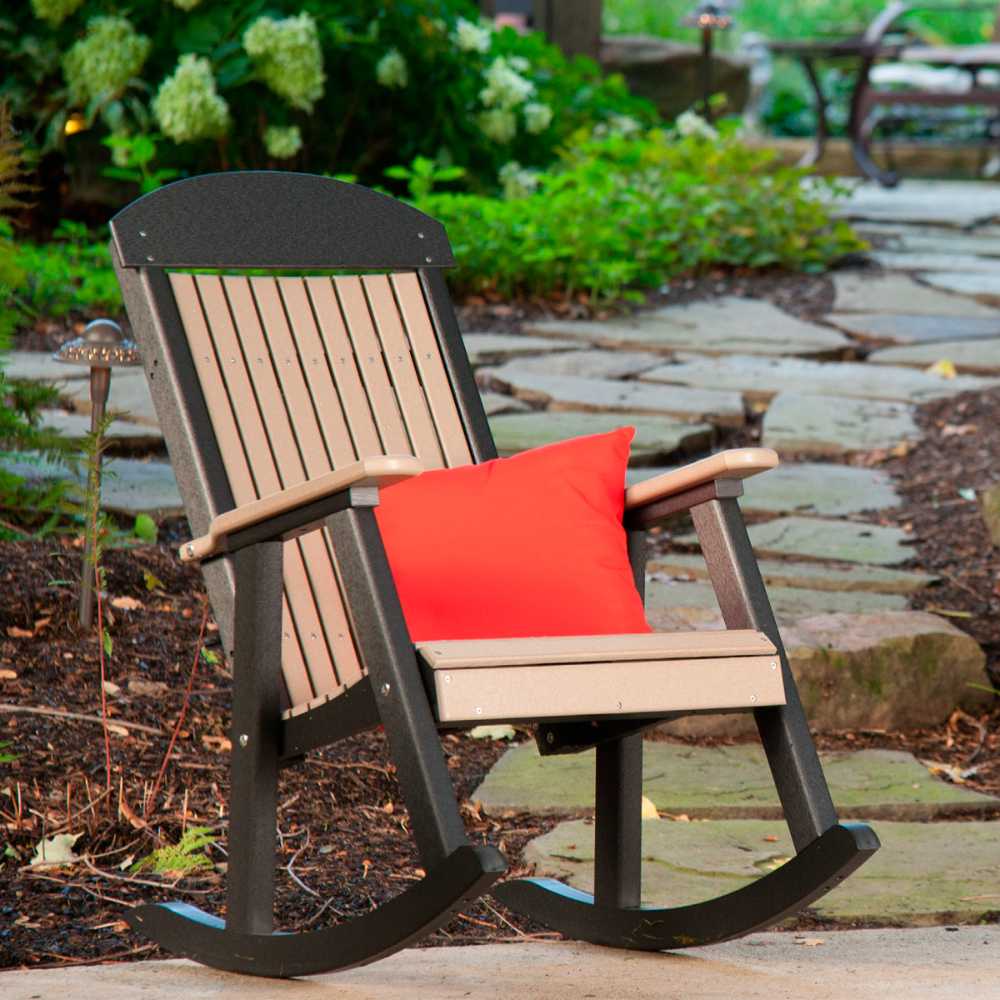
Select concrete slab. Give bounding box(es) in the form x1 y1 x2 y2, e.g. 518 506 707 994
473 743 999 820
645 577 909 617
762 392 920 456
649 553 935 595
737 516 915 566
480 366 745 427
462 332 582 365
486 348 663 379
919 271 1000 306
640 352 1000 405
525 298 851 357
526 818 1000 926
479 391 531 416
832 272 999 316
488 412 714 463
629 462 902 516
3 930 999 1000
872 251 1000 274
838 177 1000 227
37 408 163 448
825 311 1000 345
868 337 1000 374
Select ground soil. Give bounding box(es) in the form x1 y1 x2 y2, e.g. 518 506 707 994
2 267 998 971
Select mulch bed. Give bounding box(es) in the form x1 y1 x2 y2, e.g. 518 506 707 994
2 267 998 972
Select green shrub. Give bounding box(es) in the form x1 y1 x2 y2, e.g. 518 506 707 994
2 0 655 195
421 120 865 301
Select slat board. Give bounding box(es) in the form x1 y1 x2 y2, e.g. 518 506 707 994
170 271 472 708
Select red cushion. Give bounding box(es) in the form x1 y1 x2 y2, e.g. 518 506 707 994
374 427 651 641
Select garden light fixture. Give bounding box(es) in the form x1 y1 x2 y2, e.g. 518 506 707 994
682 1 736 120
54 318 141 627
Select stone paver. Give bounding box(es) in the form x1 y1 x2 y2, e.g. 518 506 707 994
525 297 851 357
473 744 998 820
872 251 1000 274
645 577 909 618
60 370 159 426
650 553 935 595
479 391 531 416
868 338 1000 374
480 365 745 427
3 350 89 383
838 178 1000 227
832 272 1000 316
919 271 1000 306
826 311 1000 344
488 411 714 463
629 462 901 516
462 332 582 365
640 352 1000 404
762 392 919 456
856 220 1000 257
676 515 915 566
0 453 182 516
526 817 1000 925
37 408 163 447
5 931 999 1000
485 347 663 379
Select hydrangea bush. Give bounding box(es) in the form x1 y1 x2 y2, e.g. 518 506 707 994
2 0 655 196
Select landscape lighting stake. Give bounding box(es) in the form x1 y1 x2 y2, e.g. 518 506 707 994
682 1 735 120
53 319 141 627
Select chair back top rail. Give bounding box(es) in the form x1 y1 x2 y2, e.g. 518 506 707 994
110 171 453 270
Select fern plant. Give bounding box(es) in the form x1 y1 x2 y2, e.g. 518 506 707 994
130 827 216 875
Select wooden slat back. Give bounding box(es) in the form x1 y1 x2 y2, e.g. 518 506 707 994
169 269 474 709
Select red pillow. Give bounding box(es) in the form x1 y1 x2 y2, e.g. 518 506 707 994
374 428 651 641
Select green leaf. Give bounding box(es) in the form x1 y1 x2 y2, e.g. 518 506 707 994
133 514 157 543
142 570 165 592
102 629 113 658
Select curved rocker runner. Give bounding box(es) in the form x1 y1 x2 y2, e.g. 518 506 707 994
110 171 879 978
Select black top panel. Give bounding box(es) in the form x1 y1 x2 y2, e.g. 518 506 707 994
110 171 454 270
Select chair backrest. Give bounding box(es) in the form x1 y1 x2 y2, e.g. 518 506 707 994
111 172 497 711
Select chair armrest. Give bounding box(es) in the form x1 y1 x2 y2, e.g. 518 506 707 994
180 456 423 562
624 448 779 513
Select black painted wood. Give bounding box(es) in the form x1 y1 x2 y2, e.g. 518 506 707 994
593 734 642 909
111 172 453 269
226 542 284 935
691 495 839 850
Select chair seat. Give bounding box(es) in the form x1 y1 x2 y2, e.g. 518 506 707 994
417 630 783 725
901 44 1000 68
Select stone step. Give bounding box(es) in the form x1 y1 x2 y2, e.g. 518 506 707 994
919 271 1000 307
524 817 1000 926
37 409 163 449
629 462 902 517
524 297 851 358
488 412 714 464
867 338 1000 374
645 577 909 618
462 332 583 365
473 744 999 820
650 553 936 595
825 311 1000 345
675 515 916 566
762 392 920 456
856 220 1000 257
479 391 531 416
832 272 999 317
480 365 745 427
872 251 1000 274
480 347 664 380
838 178 1000 227
639 352 1000 405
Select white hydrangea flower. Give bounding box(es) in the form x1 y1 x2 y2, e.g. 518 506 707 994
168 0 202 9
509 56 530 72
244 13 325 111
452 17 491 54
478 108 517 144
263 124 302 159
675 109 718 140
375 48 408 89
523 101 553 135
62 16 151 105
499 161 540 199
30 0 84 26
153 54 231 143
480 57 534 110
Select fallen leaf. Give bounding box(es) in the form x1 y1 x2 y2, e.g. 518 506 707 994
201 735 232 753
925 359 957 379
110 596 143 611
5 627 33 639
128 678 169 697
469 724 516 741
0 670 17 680
941 423 977 437
30 832 82 867
107 724 129 737
795 937 825 947
362 858 373 879
102 680 121 697
640 795 659 821
763 835 779 843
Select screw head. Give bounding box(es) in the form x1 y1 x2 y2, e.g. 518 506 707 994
750 694 758 704
186 543 194 556
238 733 249 747
380 682 391 697
545 731 555 745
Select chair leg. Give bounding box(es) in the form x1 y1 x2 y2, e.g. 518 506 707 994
594 733 642 908
226 541 284 935
689 495 838 850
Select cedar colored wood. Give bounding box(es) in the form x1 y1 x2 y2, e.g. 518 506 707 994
109 171 879 978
